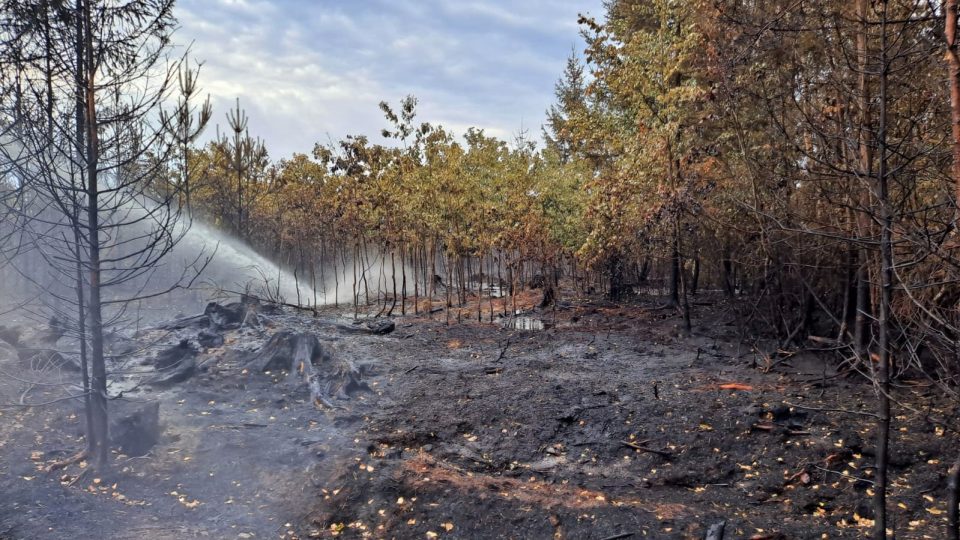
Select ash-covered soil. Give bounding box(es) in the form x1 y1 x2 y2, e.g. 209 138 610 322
0 296 954 539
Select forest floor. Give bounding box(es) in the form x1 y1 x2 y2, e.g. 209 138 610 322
0 291 954 539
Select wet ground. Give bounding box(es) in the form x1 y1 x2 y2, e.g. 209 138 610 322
0 294 955 539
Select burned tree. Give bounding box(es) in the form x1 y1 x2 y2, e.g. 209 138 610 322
0 0 210 467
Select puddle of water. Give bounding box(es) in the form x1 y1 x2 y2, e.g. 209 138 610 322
486 285 506 298
499 316 550 331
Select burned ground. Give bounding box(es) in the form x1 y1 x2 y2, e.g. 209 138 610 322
0 296 954 539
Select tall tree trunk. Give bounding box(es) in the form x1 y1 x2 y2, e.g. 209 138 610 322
445 253 452 325
948 0 960 219
949 459 960 540
400 243 407 315
477 255 483 322
855 0 874 359
873 4 892 536
82 0 108 468
352 242 359 318
721 246 735 297
675 215 691 330
608 252 626 300
429 239 437 319
488 253 495 323
690 255 700 296
413 244 419 315
387 248 397 316
496 251 504 318
72 0 95 457
668 246 681 306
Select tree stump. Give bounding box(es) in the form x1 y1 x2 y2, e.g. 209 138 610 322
108 400 161 457
247 331 368 408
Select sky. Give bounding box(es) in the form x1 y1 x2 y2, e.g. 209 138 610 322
173 0 606 159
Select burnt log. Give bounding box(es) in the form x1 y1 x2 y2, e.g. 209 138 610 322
205 301 244 329
148 339 198 386
154 339 197 370
155 295 266 333
247 331 368 408
197 330 225 349
336 319 396 336
11 324 77 371
109 400 161 456
205 298 262 330
155 312 210 332
0 339 17 367
0 325 21 347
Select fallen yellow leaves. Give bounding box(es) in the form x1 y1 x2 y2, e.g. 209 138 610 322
170 490 202 509
718 383 754 391
402 453 686 518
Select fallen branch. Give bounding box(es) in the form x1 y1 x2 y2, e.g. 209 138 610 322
66 467 91 487
760 349 798 373
44 449 89 473
621 440 671 458
217 287 319 316
813 465 874 485
807 335 840 346
495 338 512 362
782 401 879 419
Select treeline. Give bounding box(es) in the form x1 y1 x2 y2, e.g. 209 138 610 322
177 97 590 318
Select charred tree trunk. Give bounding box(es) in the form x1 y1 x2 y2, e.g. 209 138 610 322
412 244 419 315
855 0 874 361
400 243 407 315
82 0 108 468
607 253 627 300
948 0 960 220
873 6 892 537
430 239 438 319
721 251 734 297
668 246 681 306
690 256 700 296
387 248 397 317
488 253 496 322
477 256 483 322
73 1 95 457
445 253 452 325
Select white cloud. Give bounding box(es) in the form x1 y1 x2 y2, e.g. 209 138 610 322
173 0 605 156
